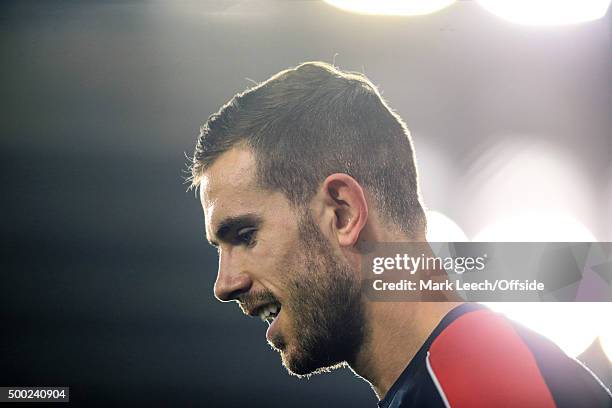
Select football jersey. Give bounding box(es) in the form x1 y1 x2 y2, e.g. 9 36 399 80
378 303 612 408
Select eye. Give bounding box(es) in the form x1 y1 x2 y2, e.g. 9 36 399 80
236 227 257 247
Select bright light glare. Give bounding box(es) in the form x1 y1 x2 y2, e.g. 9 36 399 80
476 213 600 357
473 211 596 242
477 0 611 25
483 303 605 357
323 0 456 16
601 324 612 362
426 211 468 242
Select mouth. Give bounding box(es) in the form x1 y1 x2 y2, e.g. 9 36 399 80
241 296 284 344
254 302 282 325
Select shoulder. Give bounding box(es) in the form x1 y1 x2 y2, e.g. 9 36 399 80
426 307 611 408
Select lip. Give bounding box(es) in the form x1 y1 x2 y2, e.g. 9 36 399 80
248 301 279 319
266 308 282 343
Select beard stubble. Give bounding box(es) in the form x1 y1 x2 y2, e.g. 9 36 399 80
271 210 366 377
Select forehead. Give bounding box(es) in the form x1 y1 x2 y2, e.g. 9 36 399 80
199 146 293 237
200 146 256 198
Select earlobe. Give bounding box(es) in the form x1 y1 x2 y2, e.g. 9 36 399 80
323 174 369 248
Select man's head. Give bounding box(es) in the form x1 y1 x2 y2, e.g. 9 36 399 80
190 62 426 376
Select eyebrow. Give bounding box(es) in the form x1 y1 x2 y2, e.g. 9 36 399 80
207 213 263 247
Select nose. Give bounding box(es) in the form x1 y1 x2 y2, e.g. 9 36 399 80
213 249 253 302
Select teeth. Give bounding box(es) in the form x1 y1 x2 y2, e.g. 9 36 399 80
258 304 280 322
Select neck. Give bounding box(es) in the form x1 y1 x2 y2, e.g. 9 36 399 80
349 301 462 399
346 214 462 399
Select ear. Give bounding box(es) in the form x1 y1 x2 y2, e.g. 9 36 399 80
321 173 369 248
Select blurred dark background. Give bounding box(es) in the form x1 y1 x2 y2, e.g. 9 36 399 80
1 1 610 406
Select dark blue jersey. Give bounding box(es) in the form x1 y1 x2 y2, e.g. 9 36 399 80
379 304 612 408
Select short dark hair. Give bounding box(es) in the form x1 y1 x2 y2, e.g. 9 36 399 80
190 61 426 237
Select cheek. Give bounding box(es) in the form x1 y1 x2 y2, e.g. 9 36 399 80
251 238 296 292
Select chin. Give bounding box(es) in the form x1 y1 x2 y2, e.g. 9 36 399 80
280 345 347 378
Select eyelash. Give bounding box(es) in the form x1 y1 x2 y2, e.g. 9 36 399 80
237 228 257 247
